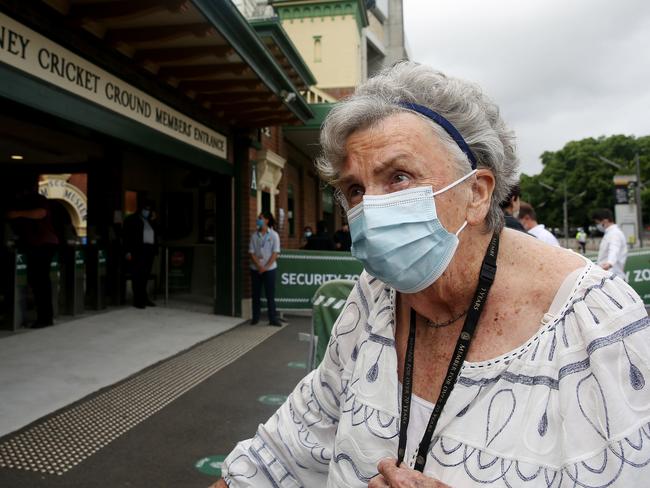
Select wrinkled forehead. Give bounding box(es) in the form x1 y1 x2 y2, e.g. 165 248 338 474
344 112 434 153
339 113 456 178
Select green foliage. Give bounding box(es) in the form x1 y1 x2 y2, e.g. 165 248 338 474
520 135 650 230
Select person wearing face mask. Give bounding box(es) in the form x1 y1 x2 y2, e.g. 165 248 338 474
248 211 282 326
592 208 628 278
498 183 526 233
301 225 313 248
123 200 157 309
211 63 649 488
303 219 335 251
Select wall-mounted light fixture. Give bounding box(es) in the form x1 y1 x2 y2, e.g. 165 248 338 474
280 90 297 104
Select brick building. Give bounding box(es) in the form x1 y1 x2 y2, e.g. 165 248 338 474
0 0 313 327
235 0 409 315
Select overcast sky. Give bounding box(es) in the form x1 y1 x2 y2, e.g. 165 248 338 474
403 0 650 175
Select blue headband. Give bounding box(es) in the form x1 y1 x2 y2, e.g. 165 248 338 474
398 102 477 169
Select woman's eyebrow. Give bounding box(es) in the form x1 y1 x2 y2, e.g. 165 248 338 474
336 153 413 187
372 154 412 175
333 174 356 188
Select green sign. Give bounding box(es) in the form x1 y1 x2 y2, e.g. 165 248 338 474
16 252 28 286
195 455 226 477
168 247 193 291
75 249 84 268
16 252 27 274
620 250 650 305
258 394 287 406
267 250 362 311
587 249 650 305
269 248 650 312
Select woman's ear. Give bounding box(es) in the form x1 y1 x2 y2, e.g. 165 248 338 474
466 169 495 226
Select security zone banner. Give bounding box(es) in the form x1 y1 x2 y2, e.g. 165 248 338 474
588 249 650 305
270 248 650 312
621 250 650 305
267 250 363 311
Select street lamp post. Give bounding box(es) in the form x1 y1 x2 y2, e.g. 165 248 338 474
598 154 644 247
635 153 643 248
563 184 569 249
539 182 585 248
539 181 568 247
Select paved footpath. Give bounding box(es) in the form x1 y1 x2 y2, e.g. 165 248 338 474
0 314 311 488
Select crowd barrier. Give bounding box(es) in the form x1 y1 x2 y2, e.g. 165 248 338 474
587 249 650 306
268 247 650 314
270 249 362 312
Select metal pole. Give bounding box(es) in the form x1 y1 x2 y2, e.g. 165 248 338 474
562 185 569 249
635 153 644 248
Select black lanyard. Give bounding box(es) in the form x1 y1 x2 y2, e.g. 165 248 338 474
256 231 271 251
397 232 500 472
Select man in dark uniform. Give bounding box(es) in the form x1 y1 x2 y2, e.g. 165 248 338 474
304 220 335 251
333 222 352 252
499 183 527 232
7 175 59 328
123 201 157 309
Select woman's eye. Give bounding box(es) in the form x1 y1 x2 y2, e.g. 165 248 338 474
347 185 364 203
392 173 410 185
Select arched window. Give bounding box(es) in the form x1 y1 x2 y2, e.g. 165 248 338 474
313 35 322 63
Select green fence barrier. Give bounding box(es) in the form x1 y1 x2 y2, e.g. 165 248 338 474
269 247 650 313
269 249 363 311
311 280 357 367
16 252 27 286
620 250 650 305
586 248 650 305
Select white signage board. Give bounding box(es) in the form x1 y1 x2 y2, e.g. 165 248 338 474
0 13 227 159
615 203 638 246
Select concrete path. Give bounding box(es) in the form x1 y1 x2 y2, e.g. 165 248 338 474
0 306 244 438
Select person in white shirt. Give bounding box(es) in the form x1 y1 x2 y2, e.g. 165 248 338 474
593 208 628 278
248 211 283 326
518 201 561 247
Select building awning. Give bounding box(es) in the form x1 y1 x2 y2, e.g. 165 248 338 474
42 0 313 128
250 17 317 92
283 87 338 159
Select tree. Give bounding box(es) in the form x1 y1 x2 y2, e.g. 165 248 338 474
520 135 650 231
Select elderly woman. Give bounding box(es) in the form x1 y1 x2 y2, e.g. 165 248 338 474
212 62 649 487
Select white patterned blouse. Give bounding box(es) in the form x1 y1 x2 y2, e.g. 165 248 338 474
223 262 650 487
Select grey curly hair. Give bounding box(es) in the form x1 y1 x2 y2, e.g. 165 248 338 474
316 61 520 232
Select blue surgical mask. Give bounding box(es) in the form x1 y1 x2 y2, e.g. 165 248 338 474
141 209 151 219
596 223 605 233
347 171 475 293
256 218 265 230
304 231 312 238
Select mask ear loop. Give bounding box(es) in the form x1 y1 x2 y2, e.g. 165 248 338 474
433 170 477 236
432 169 478 196
455 221 468 236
